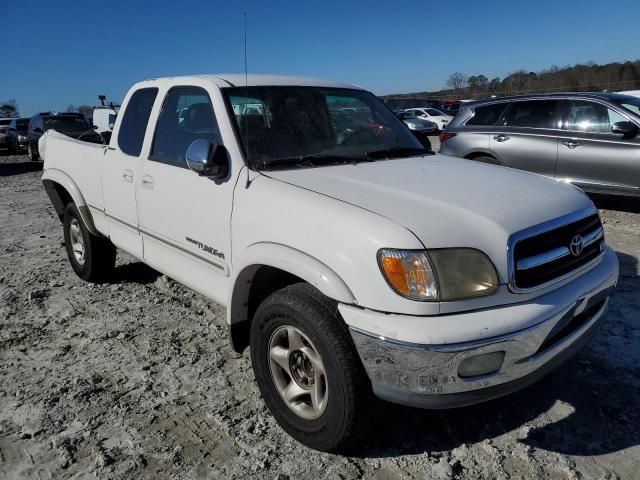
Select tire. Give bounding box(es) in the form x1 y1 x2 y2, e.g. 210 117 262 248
250 283 370 452
27 143 39 162
63 203 116 282
470 155 499 165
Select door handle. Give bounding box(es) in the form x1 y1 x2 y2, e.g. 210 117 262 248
561 140 582 149
141 175 154 189
493 134 510 142
122 169 134 183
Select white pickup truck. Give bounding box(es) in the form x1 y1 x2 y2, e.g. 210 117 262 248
40 74 618 452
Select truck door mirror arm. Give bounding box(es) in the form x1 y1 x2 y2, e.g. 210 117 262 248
185 138 229 179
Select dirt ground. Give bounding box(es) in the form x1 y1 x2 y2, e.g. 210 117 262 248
1 151 639 480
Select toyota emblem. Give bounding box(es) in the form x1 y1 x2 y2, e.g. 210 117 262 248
569 234 584 256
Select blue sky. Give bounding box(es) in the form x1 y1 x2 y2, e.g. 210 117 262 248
2 0 639 116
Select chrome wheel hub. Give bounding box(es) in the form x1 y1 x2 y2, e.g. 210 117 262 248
69 218 85 265
268 325 328 420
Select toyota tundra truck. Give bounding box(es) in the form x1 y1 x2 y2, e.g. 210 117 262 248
40 74 619 452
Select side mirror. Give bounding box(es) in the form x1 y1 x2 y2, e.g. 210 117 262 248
611 121 639 138
186 138 228 178
33 127 43 133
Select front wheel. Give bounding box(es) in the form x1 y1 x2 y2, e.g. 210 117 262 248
250 283 370 452
63 203 116 282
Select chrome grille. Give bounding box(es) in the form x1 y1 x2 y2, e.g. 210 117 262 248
510 211 604 291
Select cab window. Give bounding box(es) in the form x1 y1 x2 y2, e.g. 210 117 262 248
118 88 158 157
150 86 221 168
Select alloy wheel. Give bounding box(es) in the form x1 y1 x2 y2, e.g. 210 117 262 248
68 218 86 265
268 325 328 420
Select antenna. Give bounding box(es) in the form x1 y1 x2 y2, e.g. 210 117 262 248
243 12 253 188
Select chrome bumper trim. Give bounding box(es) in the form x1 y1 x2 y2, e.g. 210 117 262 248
350 284 613 408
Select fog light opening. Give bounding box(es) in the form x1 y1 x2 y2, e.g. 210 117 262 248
458 351 505 378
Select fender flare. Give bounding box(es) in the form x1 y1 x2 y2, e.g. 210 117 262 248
41 168 100 236
227 242 356 326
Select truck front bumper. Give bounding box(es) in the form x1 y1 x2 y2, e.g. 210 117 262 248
343 247 618 409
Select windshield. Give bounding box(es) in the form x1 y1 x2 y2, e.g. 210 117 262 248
425 108 444 116
223 86 423 169
45 116 90 132
613 96 640 116
17 120 29 132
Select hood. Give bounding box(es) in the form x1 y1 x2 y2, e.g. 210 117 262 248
266 155 594 281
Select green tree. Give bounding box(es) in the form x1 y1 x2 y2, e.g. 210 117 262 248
0 100 19 118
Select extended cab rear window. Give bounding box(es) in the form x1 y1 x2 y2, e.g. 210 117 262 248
118 88 158 156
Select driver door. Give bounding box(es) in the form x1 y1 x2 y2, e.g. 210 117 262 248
136 85 234 304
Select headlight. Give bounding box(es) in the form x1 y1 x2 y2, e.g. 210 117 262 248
406 122 419 130
428 249 499 301
378 248 498 301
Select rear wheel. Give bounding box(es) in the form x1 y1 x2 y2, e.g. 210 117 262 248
63 203 116 282
250 283 370 452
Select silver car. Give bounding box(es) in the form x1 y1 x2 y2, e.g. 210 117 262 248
439 93 640 197
0 118 12 149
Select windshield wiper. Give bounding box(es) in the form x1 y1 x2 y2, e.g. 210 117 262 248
364 147 433 160
262 154 374 170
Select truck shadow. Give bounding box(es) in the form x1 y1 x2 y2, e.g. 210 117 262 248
0 160 42 177
110 262 161 284
590 194 640 214
352 250 640 459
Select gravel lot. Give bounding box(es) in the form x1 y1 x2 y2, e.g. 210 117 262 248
1 150 639 480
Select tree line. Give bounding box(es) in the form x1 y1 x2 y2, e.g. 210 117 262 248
385 60 640 100
0 101 96 119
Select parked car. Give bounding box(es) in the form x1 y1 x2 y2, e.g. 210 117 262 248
395 110 437 148
0 118 12 150
28 112 103 161
405 107 453 130
40 74 617 452
439 93 640 197
6 118 30 153
440 102 462 116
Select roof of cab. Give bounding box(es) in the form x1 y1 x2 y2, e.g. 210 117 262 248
135 73 363 90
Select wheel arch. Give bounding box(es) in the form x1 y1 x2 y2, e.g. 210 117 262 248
42 169 100 236
227 242 356 352
464 151 500 164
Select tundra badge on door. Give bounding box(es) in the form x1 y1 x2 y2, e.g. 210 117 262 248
185 236 225 260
